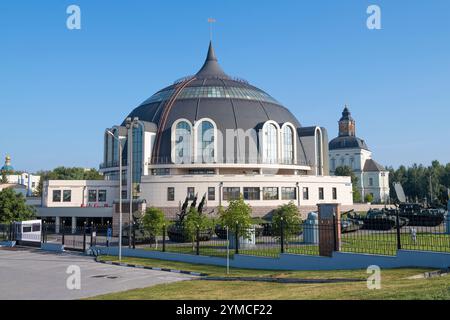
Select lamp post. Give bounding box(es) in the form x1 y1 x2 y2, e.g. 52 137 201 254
126 117 139 248
107 130 124 261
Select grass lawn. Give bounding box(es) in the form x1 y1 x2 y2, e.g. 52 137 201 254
91 256 450 300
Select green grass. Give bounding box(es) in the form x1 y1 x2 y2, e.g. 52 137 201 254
92 256 450 300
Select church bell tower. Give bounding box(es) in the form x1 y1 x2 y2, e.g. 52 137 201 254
338 106 356 137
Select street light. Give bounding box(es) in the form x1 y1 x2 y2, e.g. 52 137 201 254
125 117 140 248
107 130 124 261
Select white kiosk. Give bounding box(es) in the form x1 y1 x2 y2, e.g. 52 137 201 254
14 220 42 243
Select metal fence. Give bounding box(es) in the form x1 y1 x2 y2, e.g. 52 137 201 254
340 215 450 256
3 212 449 258
127 213 450 258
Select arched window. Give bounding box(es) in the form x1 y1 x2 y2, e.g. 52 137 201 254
263 123 278 164
174 121 192 163
282 125 294 164
196 120 215 163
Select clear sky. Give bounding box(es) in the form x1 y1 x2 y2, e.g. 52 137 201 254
1 0 449 173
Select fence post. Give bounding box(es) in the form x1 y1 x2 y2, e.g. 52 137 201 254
196 225 200 256
41 222 45 243
90 222 94 248
62 220 65 245
280 217 285 254
162 224 166 252
235 223 239 255
83 222 87 252
9 222 13 241
132 222 136 249
396 209 402 250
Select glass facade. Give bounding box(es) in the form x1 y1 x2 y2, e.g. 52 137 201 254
263 123 278 164
316 130 323 175
196 121 215 163
143 86 279 105
132 125 143 183
175 121 192 163
283 126 294 164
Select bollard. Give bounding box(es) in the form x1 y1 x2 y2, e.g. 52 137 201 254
303 212 319 244
62 220 65 246
83 222 87 252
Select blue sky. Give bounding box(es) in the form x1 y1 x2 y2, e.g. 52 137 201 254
1 0 449 173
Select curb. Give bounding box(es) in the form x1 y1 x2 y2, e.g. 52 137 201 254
95 258 207 277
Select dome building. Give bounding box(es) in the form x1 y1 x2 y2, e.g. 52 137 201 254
99 42 353 220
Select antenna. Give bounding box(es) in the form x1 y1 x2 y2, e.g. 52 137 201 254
207 18 216 41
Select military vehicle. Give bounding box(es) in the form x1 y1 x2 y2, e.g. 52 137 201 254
340 210 364 233
362 209 409 230
398 203 445 227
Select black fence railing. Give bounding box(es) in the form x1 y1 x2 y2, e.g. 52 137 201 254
340 215 450 256
3 213 449 258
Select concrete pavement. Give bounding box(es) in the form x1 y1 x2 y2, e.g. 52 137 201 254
0 247 195 300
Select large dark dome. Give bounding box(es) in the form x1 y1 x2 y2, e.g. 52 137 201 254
125 42 306 163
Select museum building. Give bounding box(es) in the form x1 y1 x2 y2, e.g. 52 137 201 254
39 42 353 229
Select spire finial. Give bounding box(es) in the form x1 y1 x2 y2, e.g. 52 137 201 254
207 18 216 42
195 41 228 79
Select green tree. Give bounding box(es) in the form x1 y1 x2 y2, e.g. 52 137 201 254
334 166 362 203
1 171 8 184
219 195 253 240
184 207 214 251
141 207 170 249
272 202 302 247
365 193 374 204
36 167 103 196
0 188 36 223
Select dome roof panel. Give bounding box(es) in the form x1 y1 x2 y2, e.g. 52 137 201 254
124 42 308 163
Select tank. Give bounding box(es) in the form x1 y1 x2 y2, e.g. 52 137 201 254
398 203 445 227
359 209 409 231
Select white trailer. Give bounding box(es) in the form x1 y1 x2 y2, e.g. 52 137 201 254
14 220 42 243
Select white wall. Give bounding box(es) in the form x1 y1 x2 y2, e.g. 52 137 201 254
139 174 353 208
43 180 119 208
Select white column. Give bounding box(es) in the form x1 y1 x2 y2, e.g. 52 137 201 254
55 217 60 233
71 217 77 234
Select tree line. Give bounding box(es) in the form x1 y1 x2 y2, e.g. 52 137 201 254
387 160 450 206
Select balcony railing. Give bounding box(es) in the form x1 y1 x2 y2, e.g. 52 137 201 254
148 156 312 167
99 159 128 169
